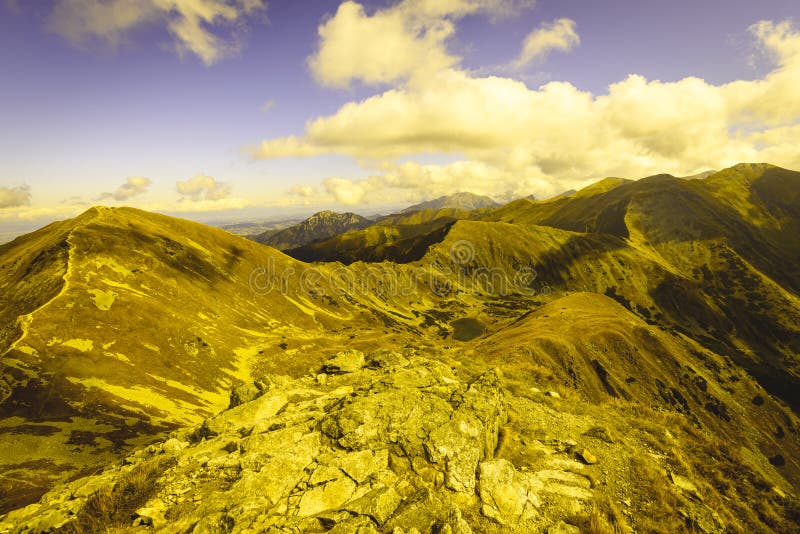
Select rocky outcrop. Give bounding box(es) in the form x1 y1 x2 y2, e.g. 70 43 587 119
252 211 371 250
0 349 604 533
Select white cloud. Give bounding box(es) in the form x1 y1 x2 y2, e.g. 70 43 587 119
47 0 267 65
308 0 535 88
0 185 31 209
254 19 800 205
289 184 314 197
100 176 152 201
176 173 231 201
514 18 579 68
323 160 557 206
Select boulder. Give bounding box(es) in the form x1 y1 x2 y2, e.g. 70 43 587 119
201 393 288 437
297 476 357 517
478 459 538 526
343 486 403 525
229 382 263 408
323 349 366 374
578 448 598 465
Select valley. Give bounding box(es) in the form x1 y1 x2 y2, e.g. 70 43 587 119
0 164 799 532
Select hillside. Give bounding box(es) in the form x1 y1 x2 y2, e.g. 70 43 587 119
4 346 798 533
286 208 469 264
251 211 371 250
1 164 800 531
0 207 393 512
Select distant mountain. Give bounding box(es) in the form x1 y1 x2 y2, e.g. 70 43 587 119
286 207 475 264
550 189 575 199
220 219 301 237
251 210 371 250
3 164 800 531
680 169 717 180
402 192 498 213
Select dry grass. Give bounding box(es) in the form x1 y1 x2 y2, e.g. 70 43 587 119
572 497 633 534
65 455 174 533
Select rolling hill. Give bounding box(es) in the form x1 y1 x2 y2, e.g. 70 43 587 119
1 163 800 531
0 207 393 512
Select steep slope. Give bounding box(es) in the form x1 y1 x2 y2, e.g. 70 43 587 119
5 347 798 533
476 294 800 489
479 166 800 412
0 207 390 512
252 211 371 250
376 207 471 227
286 211 463 264
402 192 498 213
2 164 800 528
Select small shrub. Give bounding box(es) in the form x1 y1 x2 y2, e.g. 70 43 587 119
66 455 174 533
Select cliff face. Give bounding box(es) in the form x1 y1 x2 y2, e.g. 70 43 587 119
5 348 793 533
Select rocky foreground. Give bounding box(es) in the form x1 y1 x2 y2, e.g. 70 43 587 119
0 349 773 532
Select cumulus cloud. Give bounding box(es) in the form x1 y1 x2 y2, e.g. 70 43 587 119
99 176 152 201
47 0 266 65
514 18 579 68
176 173 231 201
309 0 534 87
289 184 314 197
323 160 556 206
0 185 31 209
254 19 800 204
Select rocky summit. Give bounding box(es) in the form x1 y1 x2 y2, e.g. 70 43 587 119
3 347 789 533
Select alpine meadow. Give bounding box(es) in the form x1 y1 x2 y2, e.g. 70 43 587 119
1 1 800 533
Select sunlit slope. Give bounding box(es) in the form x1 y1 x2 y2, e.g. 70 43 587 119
485 177 631 233
474 292 800 489
420 220 669 312
475 166 800 410
0 206 383 511
486 164 800 293
0 210 103 358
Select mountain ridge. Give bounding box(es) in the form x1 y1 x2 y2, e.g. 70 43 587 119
251 210 371 250
401 192 498 213
1 163 800 530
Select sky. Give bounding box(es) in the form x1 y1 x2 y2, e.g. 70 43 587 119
1 0 799 235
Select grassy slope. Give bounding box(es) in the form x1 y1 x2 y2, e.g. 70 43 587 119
2 164 800 522
0 207 389 512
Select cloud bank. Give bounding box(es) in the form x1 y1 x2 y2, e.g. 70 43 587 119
308 0 535 88
177 173 231 201
0 185 31 209
255 11 800 204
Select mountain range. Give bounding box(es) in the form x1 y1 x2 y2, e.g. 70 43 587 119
1 163 799 532
251 211 372 250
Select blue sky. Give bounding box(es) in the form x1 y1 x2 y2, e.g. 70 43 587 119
1 0 799 233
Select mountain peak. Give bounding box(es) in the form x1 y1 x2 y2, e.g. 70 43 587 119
253 210 371 250
402 192 498 213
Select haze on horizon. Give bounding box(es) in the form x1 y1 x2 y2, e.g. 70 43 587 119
1 0 799 232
